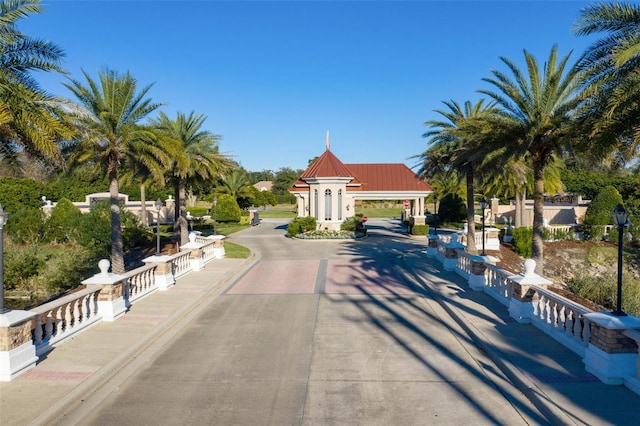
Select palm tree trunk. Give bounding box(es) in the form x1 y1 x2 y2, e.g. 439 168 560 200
177 180 189 245
465 166 478 253
140 184 147 227
515 190 525 228
531 156 545 273
109 168 125 274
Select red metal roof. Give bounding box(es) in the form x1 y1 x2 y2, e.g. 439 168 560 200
290 149 432 193
345 163 433 192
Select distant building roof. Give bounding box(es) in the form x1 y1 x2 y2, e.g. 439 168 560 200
253 181 273 191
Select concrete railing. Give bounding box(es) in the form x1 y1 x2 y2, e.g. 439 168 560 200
0 232 226 381
425 234 640 395
31 286 103 357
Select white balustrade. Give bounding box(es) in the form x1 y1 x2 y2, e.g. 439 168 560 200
124 264 157 305
170 251 192 278
531 286 593 357
31 286 103 356
484 264 513 307
455 250 473 279
200 240 216 262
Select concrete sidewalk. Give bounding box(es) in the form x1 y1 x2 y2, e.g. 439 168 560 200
403 250 640 426
0 256 256 426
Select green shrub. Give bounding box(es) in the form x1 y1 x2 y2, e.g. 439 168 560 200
584 186 623 237
512 227 532 258
4 246 44 290
438 193 466 223
341 215 365 232
567 271 640 316
0 177 45 211
4 207 45 244
214 194 241 223
411 224 429 235
287 216 317 236
76 201 112 260
187 206 209 217
44 198 83 243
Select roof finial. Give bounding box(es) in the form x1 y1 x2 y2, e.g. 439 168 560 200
326 130 330 151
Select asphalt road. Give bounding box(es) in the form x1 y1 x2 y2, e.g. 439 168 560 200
66 219 545 425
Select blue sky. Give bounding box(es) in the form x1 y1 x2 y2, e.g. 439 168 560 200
24 0 598 173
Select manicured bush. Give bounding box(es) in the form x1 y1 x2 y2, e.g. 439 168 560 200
187 206 209 217
341 215 365 232
411 224 429 235
4 246 44 291
512 227 532 258
287 216 317 236
0 177 45 211
213 194 241 223
584 186 623 228
438 193 466 223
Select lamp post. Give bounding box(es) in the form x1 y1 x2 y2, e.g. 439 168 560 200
0 204 8 313
433 195 438 235
213 196 218 236
155 199 163 256
480 198 489 256
612 204 629 316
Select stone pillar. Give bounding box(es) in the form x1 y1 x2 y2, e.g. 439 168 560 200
583 313 640 385
468 255 488 291
426 234 439 258
490 197 500 226
142 255 175 290
82 259 127 321
180 233 205 271
443 234 465 271
165 196 175 223
0 310 38 381
211 235 226 258
485 227 501 251
508 259 552 323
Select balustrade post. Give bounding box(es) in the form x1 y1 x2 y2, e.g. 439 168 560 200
426 234 439 258
443 234 465 271
0 310 38 381
180 233 205 271
142 254 175 290
82 259 127 321
468 256 488 291
583 313 640 385
206 234 226 259
507 259 551 323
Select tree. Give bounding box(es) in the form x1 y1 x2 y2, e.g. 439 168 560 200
0 0 75 171
219 170 252 200
64 69 162 273
151 111 232 245
417 100 500 254
479 45 582 272
574 2 640 164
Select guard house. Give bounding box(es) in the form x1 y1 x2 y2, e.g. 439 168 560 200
289 138 433 231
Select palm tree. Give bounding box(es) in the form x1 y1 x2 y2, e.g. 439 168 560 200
151 111 232 245
64 69 163 273
0 0 74 170
479 45 582 271
219 170 252 200
417 99 499 254
574 2 640 164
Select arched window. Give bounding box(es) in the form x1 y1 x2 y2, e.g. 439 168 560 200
314 190 318 219
325 189 332 220
338 189 343 220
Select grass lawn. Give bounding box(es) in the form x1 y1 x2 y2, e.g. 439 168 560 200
224 241 251 258
256 204 297 219
356 207 404 219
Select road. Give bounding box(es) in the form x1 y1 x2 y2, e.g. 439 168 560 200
66 218 545 425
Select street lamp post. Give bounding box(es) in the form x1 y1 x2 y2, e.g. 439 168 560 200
433 196 438 235
0 204 8 313
155 199 163 256
480 198 489 256
612 204 630 316
213 196 218 236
